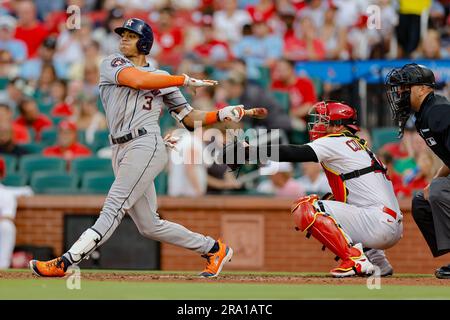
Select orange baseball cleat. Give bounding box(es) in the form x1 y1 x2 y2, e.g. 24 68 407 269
29 257 67 277
200 239 233 278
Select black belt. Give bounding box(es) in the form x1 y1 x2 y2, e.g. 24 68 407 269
110 128 148 145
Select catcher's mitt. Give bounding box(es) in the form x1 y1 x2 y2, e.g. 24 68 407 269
219 136 252 175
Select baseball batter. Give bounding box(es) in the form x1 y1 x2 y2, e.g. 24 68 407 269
29 18 253 278
228 101 403 277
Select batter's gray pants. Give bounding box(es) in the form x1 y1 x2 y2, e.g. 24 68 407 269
412 175 450 257
90 133 215 254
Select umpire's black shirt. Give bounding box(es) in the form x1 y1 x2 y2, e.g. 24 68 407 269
415 92 450 168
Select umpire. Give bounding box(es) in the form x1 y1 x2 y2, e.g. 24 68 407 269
386 63 450 279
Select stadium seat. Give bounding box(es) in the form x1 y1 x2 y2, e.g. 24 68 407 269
1 154 18 173
70 157 112 176
30 172 79 194
272 91 290 113
19 155 66 180
38 102 54 116
90 130 110 151
51 116 65 125
371 127 399 152
160 111 175 135
81 172 115 194
19 143 45 154
155 171 167 195
40 128 58 146
289 130 309 145
256 66 271 89
0 173 28 187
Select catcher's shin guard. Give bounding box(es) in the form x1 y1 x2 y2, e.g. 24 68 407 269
66 228 102 264
291 195 361 262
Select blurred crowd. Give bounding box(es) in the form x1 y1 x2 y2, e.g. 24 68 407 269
0 0 448 200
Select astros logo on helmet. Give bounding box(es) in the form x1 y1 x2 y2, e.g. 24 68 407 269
115 18 154 55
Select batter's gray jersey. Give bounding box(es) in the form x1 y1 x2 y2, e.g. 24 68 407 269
99 53 193 137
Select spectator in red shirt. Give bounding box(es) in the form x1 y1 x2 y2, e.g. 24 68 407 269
50 79 73 117
0 156 5 179
193 16 234 69
42 120 91 161
0 103 30 144
283 16 326 61
246 0 276 23
153 7 184 67
14 98 52 141
0 121 29 157
397 151 440 198
13 0 48 59
271 59 317 126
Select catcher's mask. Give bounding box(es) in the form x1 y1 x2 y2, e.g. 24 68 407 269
385 63 435 138
308 101 360 141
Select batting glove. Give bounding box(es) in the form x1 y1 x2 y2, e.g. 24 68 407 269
182 74 218 88
218 105 245 123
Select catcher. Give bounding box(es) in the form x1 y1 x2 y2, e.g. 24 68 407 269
224 101 403 277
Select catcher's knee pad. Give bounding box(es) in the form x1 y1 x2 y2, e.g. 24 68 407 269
291 196 359 261
291 194 320 232
67 228 102 263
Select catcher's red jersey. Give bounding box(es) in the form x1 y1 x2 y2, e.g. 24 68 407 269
307 133 400 212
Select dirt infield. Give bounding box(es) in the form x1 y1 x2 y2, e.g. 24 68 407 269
1 270 449 286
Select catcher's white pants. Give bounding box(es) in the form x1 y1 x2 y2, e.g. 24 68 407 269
320 200 403 250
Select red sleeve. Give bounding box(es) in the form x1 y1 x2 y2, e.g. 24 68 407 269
42 146 59 157
296 78 317 103
0 157 5 179
271 80 288 91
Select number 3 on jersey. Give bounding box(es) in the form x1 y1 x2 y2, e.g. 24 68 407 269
143 96 153 110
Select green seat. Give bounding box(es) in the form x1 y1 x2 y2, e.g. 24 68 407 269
256 66 271 89
289 129 309 145
51 116 65 125
38 102 54 116
160 65 174 74
155 171 167 195
90 130 110 151
0 173 28 186
311 77 323 97
0 77 8 90
19 143 45 154
30 172 79 194
41 128 58 146
272 91 290 113
160 111 175 135
70 157 112 176
19 155 66 181
371 127 399 152
1 154 18 173
81 172 115 194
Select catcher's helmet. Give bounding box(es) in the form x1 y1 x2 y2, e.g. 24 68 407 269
308 101 359 141
385 63 435 138
115 18 153 55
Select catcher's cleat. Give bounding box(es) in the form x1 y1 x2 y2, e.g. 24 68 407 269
29 257 67 277
330 244 375 278
200 239 233 278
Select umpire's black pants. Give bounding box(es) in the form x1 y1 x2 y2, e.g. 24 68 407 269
412 175 450 257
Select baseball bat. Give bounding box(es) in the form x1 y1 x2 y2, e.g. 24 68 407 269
244 107 268 119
